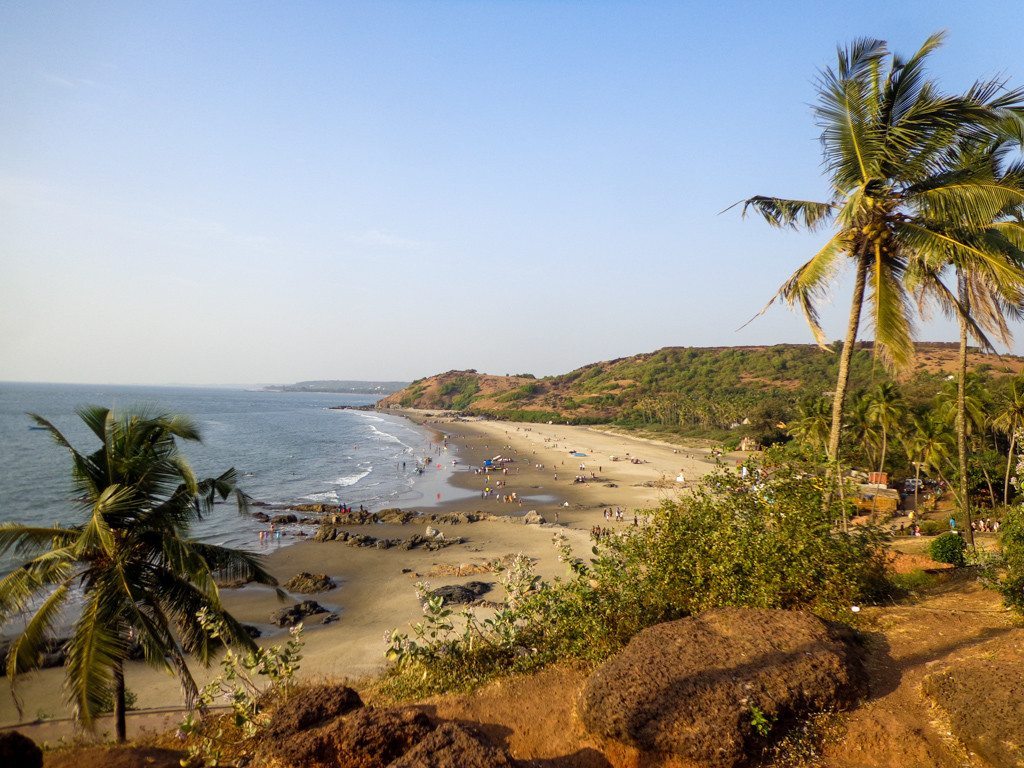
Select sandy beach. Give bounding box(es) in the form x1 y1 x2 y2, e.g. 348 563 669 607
0 412 729 733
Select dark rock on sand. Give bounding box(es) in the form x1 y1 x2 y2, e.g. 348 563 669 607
270 600 327 627
388 721 516 768
580 607 866 768
283 572 337 593
253 511 271 523
0 730 42 768
923 657 1024 768
427 582 492 605
271 513 299 525
265 683 363 739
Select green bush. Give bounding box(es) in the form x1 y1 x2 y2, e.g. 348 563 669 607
999 506 1024 612
928 532 967 566
919 520 945 536
380 457 890 699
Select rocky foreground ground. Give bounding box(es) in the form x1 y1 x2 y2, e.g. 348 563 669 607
7 571 1022 768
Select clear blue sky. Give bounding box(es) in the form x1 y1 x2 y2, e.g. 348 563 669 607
2 1 1022 384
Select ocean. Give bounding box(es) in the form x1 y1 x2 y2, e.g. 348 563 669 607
0 382 470 574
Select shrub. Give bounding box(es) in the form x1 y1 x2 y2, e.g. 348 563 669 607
919 520 945 536
380 457 890 699
928 532 967 566
999 505 1024 612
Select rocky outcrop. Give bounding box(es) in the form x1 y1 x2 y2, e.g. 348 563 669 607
427 582 492 605
313 525 464 551
270 600 328 627
263 685 516 768
265 684 363 740
388 721 516 768
0 731 42 768
283 572 337 593
580 608 866 768
924 657 1024 768
522 510 546 524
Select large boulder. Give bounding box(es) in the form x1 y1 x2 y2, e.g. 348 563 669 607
0 731 42 768
388 721 516 768
427 582 492 605
522 510 546 525
924 657 1024 768
580 608 866 768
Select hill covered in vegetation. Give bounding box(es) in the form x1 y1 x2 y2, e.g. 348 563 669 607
378 343 1024 442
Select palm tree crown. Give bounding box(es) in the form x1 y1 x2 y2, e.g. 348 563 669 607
739 32 1024 466
0 406 277 739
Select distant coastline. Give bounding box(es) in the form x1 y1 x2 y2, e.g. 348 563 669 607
264 379 408 395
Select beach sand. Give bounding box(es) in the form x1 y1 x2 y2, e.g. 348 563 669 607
0 413 729 733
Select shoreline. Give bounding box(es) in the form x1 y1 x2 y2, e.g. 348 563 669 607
0 413 722 731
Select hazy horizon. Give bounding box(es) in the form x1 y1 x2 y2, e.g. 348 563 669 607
3 1 1023 385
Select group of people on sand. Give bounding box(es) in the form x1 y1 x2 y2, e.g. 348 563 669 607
971 518 1000 533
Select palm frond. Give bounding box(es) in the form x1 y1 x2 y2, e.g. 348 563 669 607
64 585 124 728
0 523 80 557
734 196 836 231
6 583 71 677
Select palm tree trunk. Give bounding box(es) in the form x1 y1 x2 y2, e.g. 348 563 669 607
827 255 869 463
914 461 921 513
980 457 995 510
827 255 869 532
1004 425 1016 506
957 274 976 548
879 426 887 474
113 658 127 743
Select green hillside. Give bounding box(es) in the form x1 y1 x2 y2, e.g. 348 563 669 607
378 343 1024 444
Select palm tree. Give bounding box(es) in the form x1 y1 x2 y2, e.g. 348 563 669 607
903 413 954 511
0 407 277 742
786 397 832 456
866 382 905 473
994 378 1024 504
847 394 882 471
738 33 1024 475
910 136 1024 545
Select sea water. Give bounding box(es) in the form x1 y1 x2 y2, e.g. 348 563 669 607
0 382 471 575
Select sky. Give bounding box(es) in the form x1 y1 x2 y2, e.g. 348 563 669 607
2 1 1023 385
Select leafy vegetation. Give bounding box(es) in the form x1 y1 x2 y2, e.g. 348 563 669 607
0 407 276 742
928 532 968 566
380 457 890 699
179 610 304 767
999 504 1024 612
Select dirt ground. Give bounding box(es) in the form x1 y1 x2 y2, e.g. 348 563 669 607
36 570 1022 768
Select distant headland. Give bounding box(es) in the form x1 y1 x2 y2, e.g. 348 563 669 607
264 379 409 395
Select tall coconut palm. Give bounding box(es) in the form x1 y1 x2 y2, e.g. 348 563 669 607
738 33 1024 475
994 378 1024 504
0 407 277 742
866 382 905 473
910 134 1024 543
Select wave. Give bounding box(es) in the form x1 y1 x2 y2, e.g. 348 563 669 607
303 490 340 502
367 424 414 451
332 467 372 487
